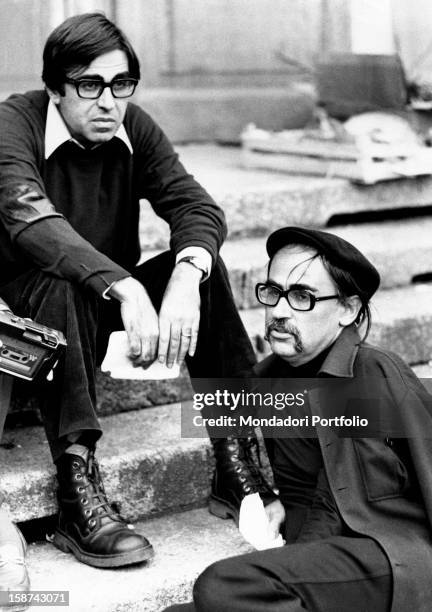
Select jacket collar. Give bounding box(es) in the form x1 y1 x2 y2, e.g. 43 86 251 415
44 100 133 159
318 325 361 378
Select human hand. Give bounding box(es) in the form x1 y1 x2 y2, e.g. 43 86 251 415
157 262 202 367
264 499 286 540
108 277 160 367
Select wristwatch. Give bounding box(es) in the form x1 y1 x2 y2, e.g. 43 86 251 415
176 255 208 279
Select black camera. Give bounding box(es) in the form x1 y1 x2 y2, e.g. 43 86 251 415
0 309 67 382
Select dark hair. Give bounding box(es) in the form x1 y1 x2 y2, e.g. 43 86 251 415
42 12 140 94
268 245 373 340
319 255 372 340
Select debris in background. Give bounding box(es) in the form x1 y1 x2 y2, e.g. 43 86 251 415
241 106 432 185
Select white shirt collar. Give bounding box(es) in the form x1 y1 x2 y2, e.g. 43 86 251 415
44 100 133 159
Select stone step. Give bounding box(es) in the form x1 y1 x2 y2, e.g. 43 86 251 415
138 144 432 250
2 369 432 557
9 367 193 421
25 507 252 612
4 354 432 527
241 283 432 366
0 404 211 524
220 217 432 309
140 217 432 310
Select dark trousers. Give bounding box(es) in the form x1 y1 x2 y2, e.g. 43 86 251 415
164 444 393 612
163 535 392 612
0 252 256 460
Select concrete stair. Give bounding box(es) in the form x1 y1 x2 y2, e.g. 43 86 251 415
3 145 432 611
3 354 432 525
138 145 432 249
141 216 432 309
1 404 211 523
0 405 250 612
220 218 432 309
26 508 252 612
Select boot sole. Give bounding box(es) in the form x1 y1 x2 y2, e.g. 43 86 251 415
52 529 154 568
0 527 31 611
0 601 30 612
0 597 30 612
208 496 239 526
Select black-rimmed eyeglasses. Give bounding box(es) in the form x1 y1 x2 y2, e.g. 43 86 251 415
64 78 139 99
255 283 339 311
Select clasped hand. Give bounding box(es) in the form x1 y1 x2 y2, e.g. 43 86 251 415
109 262 201 368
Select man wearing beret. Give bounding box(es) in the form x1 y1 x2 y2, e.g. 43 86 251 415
166 226 432 612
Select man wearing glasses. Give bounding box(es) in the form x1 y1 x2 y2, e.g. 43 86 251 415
0 12 272 579
166 226 432 612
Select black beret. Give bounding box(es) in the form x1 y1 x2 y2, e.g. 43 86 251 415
266 226 380 299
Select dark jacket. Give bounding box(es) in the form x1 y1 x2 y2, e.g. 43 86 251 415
0 90 226 294
254 326 432 612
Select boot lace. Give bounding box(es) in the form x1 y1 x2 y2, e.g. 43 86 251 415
80 451 125 528
235 438 274 496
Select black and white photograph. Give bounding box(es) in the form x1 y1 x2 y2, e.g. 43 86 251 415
1 1 432 610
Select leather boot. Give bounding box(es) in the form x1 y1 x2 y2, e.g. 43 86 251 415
209 437 278 525
0 506 29 611
52 451 153 568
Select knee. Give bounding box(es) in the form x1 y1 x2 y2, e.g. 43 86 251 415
43 277 91 302
39 278 99 321
193 557 247 612
19 273 90 311
193 559 232 611
27 276 99 336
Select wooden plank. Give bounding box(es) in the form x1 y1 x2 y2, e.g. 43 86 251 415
243 133 426 161
242 148 432 185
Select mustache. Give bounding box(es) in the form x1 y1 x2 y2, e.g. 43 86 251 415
265 319 303 353
266 319 299 335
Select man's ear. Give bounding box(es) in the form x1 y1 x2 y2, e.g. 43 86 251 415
46 87 61 105
339 295 362 328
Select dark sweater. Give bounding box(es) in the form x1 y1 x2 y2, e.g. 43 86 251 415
262 345 343 542
0 90 226 294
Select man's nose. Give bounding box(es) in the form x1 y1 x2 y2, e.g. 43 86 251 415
271 295 293 319
97 86 115 110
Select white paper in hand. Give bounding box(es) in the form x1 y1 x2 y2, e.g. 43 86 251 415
101 331 180 380
239 492 284 550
